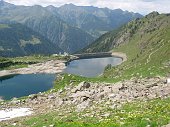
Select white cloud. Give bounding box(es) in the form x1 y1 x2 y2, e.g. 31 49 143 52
4 0 170 15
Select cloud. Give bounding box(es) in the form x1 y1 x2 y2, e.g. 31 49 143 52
4 0 170 15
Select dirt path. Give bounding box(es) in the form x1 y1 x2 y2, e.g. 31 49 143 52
146 40 164 64
111 52 127 62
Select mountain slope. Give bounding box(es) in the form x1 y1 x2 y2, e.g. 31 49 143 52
83 12 170 79
0 23 62 57
0 1 94 53
49 4 143 38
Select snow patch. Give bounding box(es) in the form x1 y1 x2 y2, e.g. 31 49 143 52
0 108 33 121
167 78 170 84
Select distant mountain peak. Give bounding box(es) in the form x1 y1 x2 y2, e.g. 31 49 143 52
0 0 15 8
46 5 55 8
147 11 159 16
65 3 76 6
61 3 76 8
0 0 5 5
32 5 43 8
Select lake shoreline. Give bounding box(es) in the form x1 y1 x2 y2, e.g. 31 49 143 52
111 52 127 62
0 52 127 78
0 60 66 77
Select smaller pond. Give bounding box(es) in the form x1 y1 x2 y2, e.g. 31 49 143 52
0 74 56 100
64 57 122 77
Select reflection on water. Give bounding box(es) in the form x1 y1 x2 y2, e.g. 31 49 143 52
64 57 122 77
0 74 18 82
0 74 56 100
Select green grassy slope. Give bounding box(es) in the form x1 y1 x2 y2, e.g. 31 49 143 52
84 12 170 79
1 96 170 127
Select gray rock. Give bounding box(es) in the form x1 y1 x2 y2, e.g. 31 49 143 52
76 99 90 111
83 82 91 89
29 94 38 100
54 96 64 105
146 83 158 88
119 84 128 91
103 86 112 93
0 96 4 102
71 88 79 93
73 81 91 93
11 97 20 105
81 96 89 102
70 91 90 99
58 89 63 93
108 94 116 98
101 113 110 117
48 95 56 99
167 78 170 84
96 92 105 100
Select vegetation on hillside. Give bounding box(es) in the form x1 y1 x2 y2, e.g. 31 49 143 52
1 95 170 127
0 23 62 57
55 4 142 38
0 1 94 53
0 12 170 127
83 12 170 80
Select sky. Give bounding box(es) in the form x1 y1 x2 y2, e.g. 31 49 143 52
4 0 170 15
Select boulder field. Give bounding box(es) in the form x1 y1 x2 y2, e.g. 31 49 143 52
1 76 170 123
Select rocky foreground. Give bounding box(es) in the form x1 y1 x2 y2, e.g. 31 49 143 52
1 76 170 124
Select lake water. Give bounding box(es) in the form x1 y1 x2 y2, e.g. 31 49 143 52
0 74 56 100
64 57 122 77
0 57 122 100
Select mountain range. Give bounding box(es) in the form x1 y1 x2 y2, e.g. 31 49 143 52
46 4 142 38
0 23 62 57
0 0 142 56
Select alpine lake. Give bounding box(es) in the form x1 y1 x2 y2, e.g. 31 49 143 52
0 57 122 100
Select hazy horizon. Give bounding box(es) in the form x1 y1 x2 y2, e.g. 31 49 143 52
2 0 170 15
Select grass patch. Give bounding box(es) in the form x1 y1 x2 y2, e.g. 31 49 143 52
2 97 170 127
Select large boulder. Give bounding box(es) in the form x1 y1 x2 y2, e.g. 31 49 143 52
71 81 91 93
76 99 90 112
0 96 4 102
69 91 91 102
11 97 20 105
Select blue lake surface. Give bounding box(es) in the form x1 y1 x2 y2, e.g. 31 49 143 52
0 57 122 100
0 74 56 100
64 57 122 77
